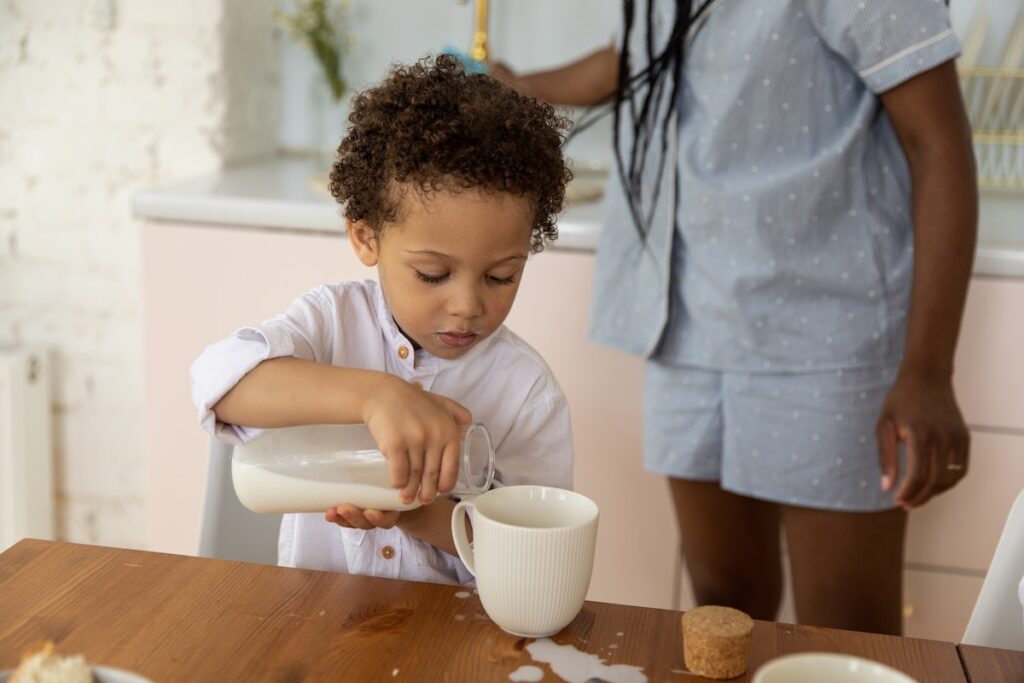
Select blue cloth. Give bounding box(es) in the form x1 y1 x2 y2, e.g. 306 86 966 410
589 0 962 372
442 45 487 74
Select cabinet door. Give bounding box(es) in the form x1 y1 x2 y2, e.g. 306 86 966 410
907 431 1024 572
506 249 679 610
954 278 1024 431
903 569 983 642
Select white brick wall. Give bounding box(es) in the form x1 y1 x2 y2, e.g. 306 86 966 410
0 0 278 549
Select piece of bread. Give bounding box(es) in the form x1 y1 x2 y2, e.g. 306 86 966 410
682 605 754 679
10 642 92 683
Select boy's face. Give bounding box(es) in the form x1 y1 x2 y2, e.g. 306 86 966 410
348 187 533 360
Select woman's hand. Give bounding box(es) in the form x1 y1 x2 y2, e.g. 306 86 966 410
488 61 530 95
362 376 473 504
876 371 970 510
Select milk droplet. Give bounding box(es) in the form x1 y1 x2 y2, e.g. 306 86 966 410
525 639 647 683
509 665 545 682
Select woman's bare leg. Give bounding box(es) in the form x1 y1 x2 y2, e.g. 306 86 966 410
782 504 907 634
669 478 783 620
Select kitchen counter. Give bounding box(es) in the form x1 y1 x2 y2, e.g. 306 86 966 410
131 155 606 252
133 155 1024 274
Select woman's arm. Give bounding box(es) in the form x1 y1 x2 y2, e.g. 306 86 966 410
876 59 977 510
490 45 620 107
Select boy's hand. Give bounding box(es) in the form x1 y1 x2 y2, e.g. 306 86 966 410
325 504 400 530
362 377 473 504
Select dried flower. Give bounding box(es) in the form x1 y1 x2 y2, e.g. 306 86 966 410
276 0 351 101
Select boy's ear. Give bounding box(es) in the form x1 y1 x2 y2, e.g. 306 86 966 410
347 219 380 267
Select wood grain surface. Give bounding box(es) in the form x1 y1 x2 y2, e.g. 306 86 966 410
958 644 1024 683
0 540 967 682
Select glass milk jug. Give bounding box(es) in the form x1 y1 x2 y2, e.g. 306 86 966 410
232 422 495 513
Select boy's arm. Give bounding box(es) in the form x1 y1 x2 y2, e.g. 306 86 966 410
325 497 463 555
876 59 977 510
214 356 396 428
490 46 619 107
395 499 460 556
217 356 472 503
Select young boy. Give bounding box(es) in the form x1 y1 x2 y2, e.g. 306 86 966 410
190 55 574 586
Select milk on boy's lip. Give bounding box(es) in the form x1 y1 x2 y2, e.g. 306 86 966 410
436 329 479 348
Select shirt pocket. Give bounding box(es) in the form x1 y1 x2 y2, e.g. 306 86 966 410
338 527 370 574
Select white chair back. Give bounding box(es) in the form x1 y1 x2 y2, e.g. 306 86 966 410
198 438 281 565
963 490 1024 651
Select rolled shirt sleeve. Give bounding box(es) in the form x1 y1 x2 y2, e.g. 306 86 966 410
804 0 961 94
189 287 338 445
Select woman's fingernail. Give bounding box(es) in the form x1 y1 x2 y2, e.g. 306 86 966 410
880 475 891 490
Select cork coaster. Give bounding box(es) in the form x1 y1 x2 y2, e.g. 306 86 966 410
682 605 754 680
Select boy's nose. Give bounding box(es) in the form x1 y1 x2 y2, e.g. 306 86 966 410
449 285 485 318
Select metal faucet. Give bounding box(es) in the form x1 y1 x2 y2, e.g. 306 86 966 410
456 0 489 62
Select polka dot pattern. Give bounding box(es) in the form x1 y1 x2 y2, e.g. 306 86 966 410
644 359 903 511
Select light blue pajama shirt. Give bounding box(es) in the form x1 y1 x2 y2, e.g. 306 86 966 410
589 0 962 510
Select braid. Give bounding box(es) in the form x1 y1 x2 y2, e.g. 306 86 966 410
569 1 712 241
617 0 692 241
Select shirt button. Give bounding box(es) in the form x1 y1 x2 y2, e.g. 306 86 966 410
397 345 410 360
380 545 395 560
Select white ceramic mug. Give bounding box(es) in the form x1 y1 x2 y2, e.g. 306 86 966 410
451 485 599 638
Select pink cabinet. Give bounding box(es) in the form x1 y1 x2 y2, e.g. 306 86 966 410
143 219 1024 630
901 277 1024 641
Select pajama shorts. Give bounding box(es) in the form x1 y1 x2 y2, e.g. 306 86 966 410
643 359 905 511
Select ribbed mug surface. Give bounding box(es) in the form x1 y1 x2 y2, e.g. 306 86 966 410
452 486 599 638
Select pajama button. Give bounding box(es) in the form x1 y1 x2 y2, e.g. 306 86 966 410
397 345 410 359
381 545 395 559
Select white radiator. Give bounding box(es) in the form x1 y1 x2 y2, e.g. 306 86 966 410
0 348 54 551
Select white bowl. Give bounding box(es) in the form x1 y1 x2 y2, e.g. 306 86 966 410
752 653 918 683
0 666 150 683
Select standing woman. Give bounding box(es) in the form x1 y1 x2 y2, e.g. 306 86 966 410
494 0 977 634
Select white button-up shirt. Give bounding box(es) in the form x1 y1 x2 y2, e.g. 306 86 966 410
190 280 574 585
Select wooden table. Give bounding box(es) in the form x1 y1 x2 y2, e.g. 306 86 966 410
0 540 969 682
958 644 1024 682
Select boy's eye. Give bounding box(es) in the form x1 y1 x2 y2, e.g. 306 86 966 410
414 270 449 284
487 274 517 286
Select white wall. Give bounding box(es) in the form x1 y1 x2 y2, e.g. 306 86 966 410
0 0 279 549
277 0 619 166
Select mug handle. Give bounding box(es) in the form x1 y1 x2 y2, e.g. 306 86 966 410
451 498 477 576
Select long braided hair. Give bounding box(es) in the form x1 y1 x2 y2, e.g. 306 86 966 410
572 0 714 241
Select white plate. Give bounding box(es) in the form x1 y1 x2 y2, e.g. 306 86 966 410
0 666 151 683
752 653 918 683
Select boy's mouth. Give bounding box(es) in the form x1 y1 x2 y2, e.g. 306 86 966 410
436 329 480 348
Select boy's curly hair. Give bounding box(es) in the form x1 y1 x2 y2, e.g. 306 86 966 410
329 54 572 253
